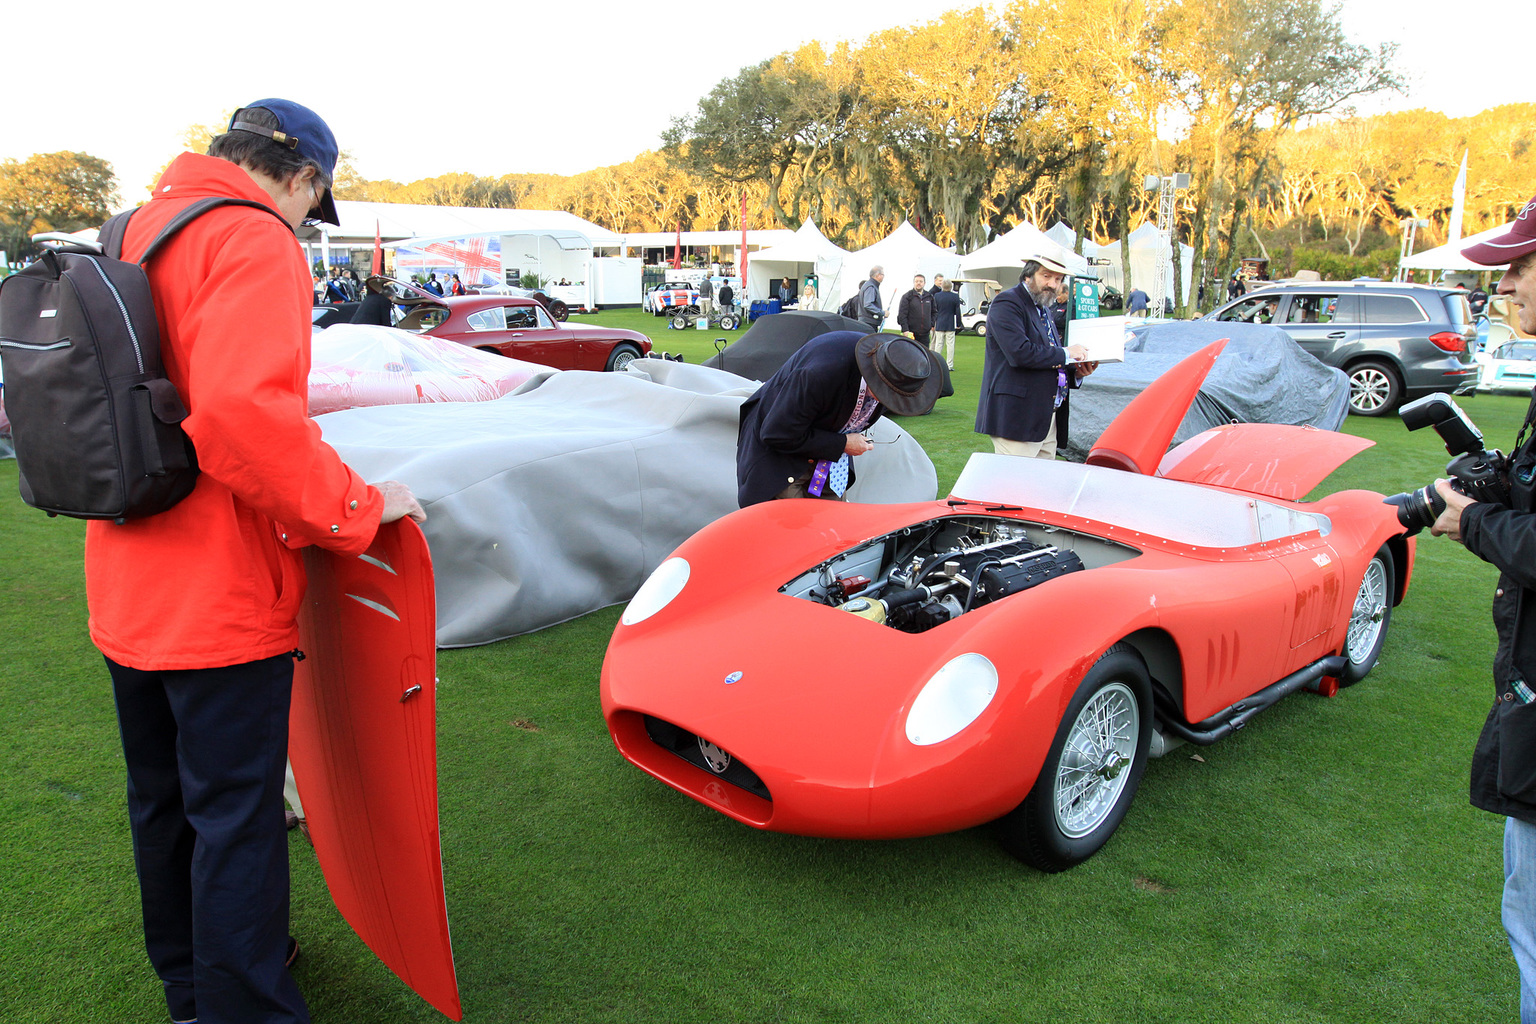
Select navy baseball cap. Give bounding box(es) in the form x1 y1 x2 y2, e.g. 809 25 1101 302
1462 194 1536 268
229 98 340 226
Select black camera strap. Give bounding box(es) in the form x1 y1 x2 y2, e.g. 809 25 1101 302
1517 393 1536 456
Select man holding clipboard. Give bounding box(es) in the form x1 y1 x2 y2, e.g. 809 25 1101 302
974 253 1096 459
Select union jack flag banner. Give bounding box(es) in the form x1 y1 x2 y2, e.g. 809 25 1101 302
394 236 503 288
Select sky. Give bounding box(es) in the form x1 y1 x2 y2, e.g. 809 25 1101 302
5 0 1532 210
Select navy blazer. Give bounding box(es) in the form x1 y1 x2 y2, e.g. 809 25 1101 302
932 290 963 332
974 283 1073 443
737 331 883 507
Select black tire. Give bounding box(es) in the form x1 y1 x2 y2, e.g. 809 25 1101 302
998 644 1152 872
718 314 738 330
549 300 569 321
671 314 690 330
1347 360 1402 416
976 321 988 338
605 343 642 372
1340 545 1394 684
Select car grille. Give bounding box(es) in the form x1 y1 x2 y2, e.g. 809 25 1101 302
642 715 772 801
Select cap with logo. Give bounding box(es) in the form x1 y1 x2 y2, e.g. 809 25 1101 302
1461 194 1536 268
228 99 340 226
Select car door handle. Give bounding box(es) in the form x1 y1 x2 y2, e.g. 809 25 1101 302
1327 331 1347 339
511 332 524 337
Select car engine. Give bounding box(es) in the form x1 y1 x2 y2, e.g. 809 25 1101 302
784 516 1087 634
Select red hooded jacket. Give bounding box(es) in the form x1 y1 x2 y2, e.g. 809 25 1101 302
85 153 383 670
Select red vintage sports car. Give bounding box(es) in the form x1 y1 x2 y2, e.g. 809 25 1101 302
600 340 1413 871
397 295 651 372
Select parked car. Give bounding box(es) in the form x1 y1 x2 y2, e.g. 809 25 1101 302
648 284 700 317
600 341 1411 871
1202 281 1476 415
1477 339 1536 394
394 295 650 371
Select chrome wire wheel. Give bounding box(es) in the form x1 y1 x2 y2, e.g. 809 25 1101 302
1053 681 1141 839
1346 556 1389 665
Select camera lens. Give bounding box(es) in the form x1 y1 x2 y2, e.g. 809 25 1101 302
1382 484 1446 536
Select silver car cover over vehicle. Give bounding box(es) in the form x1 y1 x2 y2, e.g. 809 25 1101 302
1063 320 1350 461
318 358 938 647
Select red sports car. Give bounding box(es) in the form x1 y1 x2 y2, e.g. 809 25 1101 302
600 341 1413 871
397 295 651 372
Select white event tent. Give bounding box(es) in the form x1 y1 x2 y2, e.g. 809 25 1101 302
816 221 960 327
1042 221 1194 309
958 224 1092 312
746 220 849 309
1398 220 1512 272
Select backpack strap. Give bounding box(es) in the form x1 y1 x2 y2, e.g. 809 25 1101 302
100 198 294 264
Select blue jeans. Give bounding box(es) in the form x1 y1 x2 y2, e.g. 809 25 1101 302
1506 816 1536 1024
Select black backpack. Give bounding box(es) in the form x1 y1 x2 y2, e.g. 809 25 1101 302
838 284 865 320
0 198 288 522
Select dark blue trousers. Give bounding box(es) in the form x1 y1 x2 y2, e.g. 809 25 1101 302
107 654 309 1024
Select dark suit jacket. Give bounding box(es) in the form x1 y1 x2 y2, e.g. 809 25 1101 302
737 331 883 507
974 283 1074 443
933 290 962 332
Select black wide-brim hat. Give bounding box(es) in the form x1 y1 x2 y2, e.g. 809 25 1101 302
854 333 943 417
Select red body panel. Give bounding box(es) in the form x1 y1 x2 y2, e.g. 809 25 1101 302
1158 423 1375 500
291 521 461 1021
1087 339 1227 474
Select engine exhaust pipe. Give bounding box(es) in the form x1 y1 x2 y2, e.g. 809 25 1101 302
1155 655 1348 747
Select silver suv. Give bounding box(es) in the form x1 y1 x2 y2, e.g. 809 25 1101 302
1203 282 1477 415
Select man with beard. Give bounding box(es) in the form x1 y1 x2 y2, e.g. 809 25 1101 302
974 254 1091 459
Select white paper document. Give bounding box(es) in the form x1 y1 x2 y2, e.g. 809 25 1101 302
1066 315 1130 364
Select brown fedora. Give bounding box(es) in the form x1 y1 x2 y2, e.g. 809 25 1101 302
854 333 943 417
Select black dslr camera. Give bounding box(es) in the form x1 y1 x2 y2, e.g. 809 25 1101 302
1383 394 1511 535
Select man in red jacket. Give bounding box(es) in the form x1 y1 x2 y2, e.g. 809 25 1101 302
88 99 424 1024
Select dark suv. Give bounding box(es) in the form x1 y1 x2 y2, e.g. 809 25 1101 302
1202 282 1477 415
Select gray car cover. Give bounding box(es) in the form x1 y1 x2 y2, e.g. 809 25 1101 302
1063 320 1350 461
318 359 937 647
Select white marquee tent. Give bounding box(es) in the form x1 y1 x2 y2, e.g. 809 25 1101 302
746 220 849 309
1398 221 1512 272
960 222 1093 282
1042 221 1194 309
816 221 960 327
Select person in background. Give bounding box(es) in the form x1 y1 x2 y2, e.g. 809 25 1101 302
312 271 327 304
897 273 933 346
1127 286 1150 317
92 97 425 1024
859 266 885 331
698 273 714 316
778 277 795 307
931 279 962 371
352 275 396 326
929 273 947 299
423 272 444 296
801 281 818 308
449 273 465 296
1228 272 1244 300
717 279 735 311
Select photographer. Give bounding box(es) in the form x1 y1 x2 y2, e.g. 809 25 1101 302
1430 198 1536 1024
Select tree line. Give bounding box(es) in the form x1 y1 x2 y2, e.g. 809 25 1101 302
4 0 1532 308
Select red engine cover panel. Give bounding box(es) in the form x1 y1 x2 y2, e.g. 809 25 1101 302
290 520 461 1021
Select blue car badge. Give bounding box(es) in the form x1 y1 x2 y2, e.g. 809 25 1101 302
724 671 743 685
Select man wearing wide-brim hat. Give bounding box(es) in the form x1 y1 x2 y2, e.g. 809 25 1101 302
1429 194 1536 1024
975 252 1093 459
736 331 942 506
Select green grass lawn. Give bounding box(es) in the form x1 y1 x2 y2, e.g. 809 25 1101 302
1 315 1526 1022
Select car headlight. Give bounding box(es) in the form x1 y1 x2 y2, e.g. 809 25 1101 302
905 653 998 746
621 557 690 625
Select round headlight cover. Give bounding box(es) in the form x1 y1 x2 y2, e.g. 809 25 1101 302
621 557 690 625
905 653 998 746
